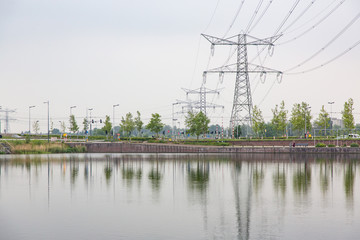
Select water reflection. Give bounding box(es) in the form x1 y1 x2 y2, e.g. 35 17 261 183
293 162 311 195
1 153 360 240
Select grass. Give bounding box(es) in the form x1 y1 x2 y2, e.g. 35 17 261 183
8 141 86 154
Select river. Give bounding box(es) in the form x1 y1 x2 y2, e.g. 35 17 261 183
0 153 359 240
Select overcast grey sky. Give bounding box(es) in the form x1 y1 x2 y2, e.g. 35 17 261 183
1 0 359 133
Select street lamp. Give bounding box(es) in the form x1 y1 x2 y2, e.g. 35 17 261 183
70 106 76 116
44 101 49 143
112 104 119 137
305 106 311 139
328 101 335 129
88 108 93 136
29 105 36 134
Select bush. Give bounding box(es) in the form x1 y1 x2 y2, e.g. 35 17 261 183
315 143 326 148
327 144 336 147
343 144 347 147
350 143 359 148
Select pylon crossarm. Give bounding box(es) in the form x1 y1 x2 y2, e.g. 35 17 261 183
201 34 238 45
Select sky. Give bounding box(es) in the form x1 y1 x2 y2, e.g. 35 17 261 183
0 0 359 133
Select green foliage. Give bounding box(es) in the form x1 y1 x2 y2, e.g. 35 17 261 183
134 111 143 136
314 105 330 132
146 113 164 136
327 144 336 147
252 105 265 137
25 135 31 144
185 111 210 139
120 112 135 137
69 114 79 134
350 143 359 148
315 143 326 148
290 102 312 135
182 141 230 146
271 100 288 136
102 115 112 138
233 125 242 138
342 98 355 129
83 118 89 133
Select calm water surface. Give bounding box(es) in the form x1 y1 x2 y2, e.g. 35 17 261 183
1 153 360 240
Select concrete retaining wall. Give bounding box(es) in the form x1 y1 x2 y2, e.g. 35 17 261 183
68 142 360 154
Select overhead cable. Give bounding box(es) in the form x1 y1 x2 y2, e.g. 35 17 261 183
278 0 346 45
285 38 360 75
285 11 360 72
223 0 246 37
245 0 265 34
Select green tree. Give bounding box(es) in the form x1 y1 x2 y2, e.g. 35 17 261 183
102 115 112 138
134 111 143 136
290 102 312 135
83 118 89 134
146 113 164 137
252 105 265 137
342 98 355 130
69 115 79 134
120 112 135 138
271 100 288 136
314 105 330 135
185 111 210 139
234 125 242 138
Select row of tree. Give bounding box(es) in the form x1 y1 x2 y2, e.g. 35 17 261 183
36 98 355 139
251 98 356 137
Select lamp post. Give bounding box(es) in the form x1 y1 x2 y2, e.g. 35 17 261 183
305 106 311 139
88 108 93 136
112 104 119 138
70 106 76 116
29 105 35 134
328 101 335 129
44 101 49 143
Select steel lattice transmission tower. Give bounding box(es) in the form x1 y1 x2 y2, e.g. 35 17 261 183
202 34 282 136
0 108 16 133
182 83 224 116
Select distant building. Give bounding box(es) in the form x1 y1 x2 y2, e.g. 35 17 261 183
332 118 344 128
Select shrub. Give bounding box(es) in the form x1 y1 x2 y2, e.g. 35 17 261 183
343 144 347 147
315 143 326 148
350 143 359 148
327 144 336 147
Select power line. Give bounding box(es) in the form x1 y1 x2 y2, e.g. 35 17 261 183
285 11 360 72
278 0 346 45
285 38 360 75
273 0 301 35
223 0 246 37
247 0 275 34
280 0 318 34
245 0 265 34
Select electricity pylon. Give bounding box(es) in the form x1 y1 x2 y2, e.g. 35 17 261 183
0 108 16 133
202 33 282 137
182 83 224 116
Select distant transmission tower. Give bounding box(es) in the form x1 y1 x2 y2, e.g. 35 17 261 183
202 34 282 136
182 83 224 116
0 108 16 133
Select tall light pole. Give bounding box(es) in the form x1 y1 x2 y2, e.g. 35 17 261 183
88 108 93 136
112 104 119 137
305 106 311 139
44 101 49 143
70 106 76 116
29 105 35 134
328 101 335 130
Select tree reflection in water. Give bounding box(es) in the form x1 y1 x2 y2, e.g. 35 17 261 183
318 159 330 194
253 162 264 193
273 163 287 195
148 161 162 192
293 162 311 195
187 161 209 193
344 161 355 200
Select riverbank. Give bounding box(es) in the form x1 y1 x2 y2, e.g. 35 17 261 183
68 142 360 154
1 141 86 154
